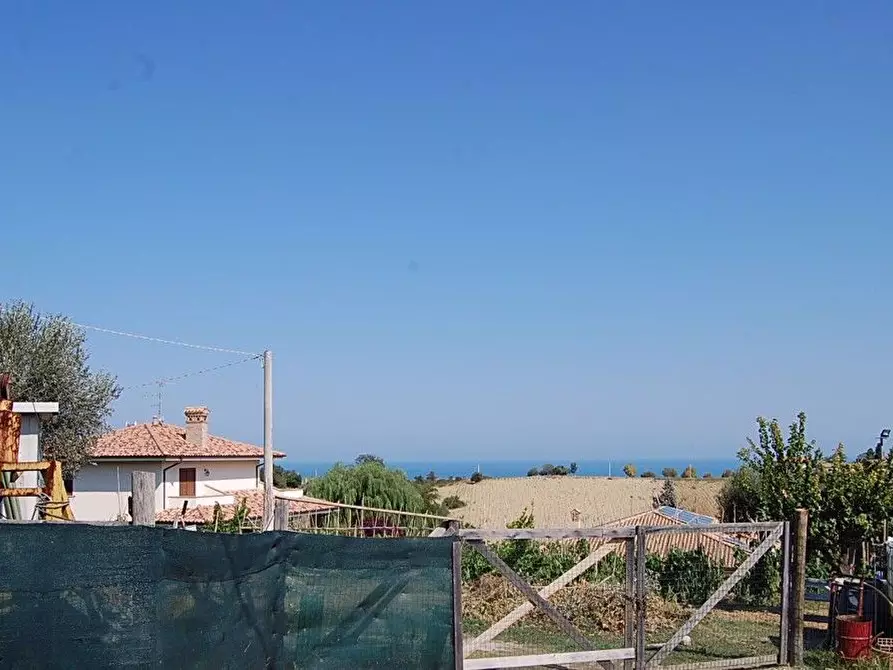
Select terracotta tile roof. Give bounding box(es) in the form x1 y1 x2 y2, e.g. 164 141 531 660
592 508 745 569
90 422 286 459
155 489 336 524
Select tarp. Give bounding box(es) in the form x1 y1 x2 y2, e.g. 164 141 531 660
0 524 456 669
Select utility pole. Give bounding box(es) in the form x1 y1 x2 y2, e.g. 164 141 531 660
262 350 274 531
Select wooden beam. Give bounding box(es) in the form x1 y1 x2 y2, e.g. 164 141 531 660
130 471 155 526
0 487 43 496
646 523 785 667
644 522 781 535
625 537 635 670
778 520 791 666
466 540 594 651
452 540 464 670
460 527 636 541
635 526 646 670
790 509 808 666
0 461 52 471
274 497 289 531
466 543 616 655
464 648 634 669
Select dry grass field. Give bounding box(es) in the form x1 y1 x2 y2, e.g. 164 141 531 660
438 476 725 528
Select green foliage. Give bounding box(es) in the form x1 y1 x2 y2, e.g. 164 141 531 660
0 301 121 477
272 465 302 489
717 466 760 522
569 462 578 475
733 547 781 606
623 463 637 477
470 471 484 483
662 467 678 478
211 498 250 533
641 471 657 478
722 469 736 478
306 460 426 512
527 468 539 477
655 548 724 606
442 495 465 510
682 465 696 478
731 412 893 573
702 472 713 479
592 551 627 583
655 478 678 508
530 463 572 476
355 453 384 466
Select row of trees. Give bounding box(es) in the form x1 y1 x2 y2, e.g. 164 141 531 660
527 462 578 477
623 464 736 479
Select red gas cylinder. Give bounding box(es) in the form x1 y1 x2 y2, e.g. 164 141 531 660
836 615 872 660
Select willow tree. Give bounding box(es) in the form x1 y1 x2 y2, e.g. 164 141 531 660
305 460 426 512
0 302 120 476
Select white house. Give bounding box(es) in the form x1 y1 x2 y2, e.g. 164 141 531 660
70 406 285 522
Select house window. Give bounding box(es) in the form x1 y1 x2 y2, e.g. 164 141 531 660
179 468 196 497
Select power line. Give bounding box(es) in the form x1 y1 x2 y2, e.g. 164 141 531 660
122 354 262 391
74 322 258 356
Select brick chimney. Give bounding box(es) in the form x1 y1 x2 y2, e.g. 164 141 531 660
184 407 209 447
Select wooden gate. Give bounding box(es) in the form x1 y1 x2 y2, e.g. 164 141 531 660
455 520 790 670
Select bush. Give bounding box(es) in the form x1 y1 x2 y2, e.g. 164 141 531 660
655 548 724 606
682 465 697 478
721 469 735 478
733 547 781 606
470 471 484 483
641 471 657 478
654 479 678 508
623 463 637 477
443 495 465 510
662 467 678 478
570 462 578 474
702 472 712 479
527 468 539 477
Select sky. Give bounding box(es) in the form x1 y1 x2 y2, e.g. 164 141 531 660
2 2 893 462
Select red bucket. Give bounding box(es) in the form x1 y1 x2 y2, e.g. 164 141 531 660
836 615 872 660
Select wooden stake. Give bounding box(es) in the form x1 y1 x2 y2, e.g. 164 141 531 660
790 508 808 666
131 471 155 526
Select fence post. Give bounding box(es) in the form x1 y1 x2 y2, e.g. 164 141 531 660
452 540 464 669
625 537 636 670
635 526 646 670
779 520 791 665
131 471 155 526
789 509 808 665
274 498 289 531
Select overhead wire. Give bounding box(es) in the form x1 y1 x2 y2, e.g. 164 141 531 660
73 322 259 356
122 354 263 391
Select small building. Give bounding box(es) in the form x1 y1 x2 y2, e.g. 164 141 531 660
71 406 284 522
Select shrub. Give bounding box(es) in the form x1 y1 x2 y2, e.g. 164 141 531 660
623 463 637 477
443 495 465 510
654 479 678 508
641 471 657 478
470 471 484 484
721 469 735 478
662 467 678 478
655 548 724 606
570 462 578 474
527 468 539 477
733 547 781 606
682 465 696 478
702 472 712 479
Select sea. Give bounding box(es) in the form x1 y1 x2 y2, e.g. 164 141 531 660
279 458 740 480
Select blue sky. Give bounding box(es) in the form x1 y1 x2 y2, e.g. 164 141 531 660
3 2 893 461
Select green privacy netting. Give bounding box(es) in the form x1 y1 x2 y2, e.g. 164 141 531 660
0 524 456 669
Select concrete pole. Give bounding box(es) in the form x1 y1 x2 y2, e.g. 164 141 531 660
262 350 274 531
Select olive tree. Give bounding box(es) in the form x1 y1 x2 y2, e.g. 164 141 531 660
0 302 120 476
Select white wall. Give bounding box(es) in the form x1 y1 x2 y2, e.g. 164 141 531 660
1 415 40 520
71 459 260 521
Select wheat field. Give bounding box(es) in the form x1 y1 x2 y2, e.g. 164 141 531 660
438 477 725 528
